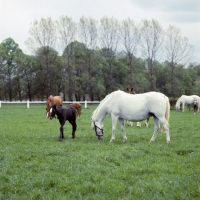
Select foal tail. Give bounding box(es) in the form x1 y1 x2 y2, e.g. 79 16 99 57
162 96 170 132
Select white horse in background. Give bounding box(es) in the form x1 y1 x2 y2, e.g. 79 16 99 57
175 95 200 112
91 90 170 143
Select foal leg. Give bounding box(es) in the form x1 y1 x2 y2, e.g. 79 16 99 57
150 117 160 143
59 126 64 141
118 118 127 142
59 120 65 141
69 120 77 139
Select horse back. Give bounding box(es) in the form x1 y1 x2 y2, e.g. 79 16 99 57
63 106 77 120
67 103 82 116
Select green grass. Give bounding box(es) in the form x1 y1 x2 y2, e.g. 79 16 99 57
0 104 200 200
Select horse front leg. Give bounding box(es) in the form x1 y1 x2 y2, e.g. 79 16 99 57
182 103 185 112
150 117 160 143
110 115 118 142
118 118 127 142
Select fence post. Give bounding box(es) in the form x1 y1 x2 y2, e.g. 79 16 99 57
85 100 87 108
0 101 1 108
27 100 30 108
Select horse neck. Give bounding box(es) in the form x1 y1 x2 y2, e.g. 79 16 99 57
55 107 62 117
176 98 181 107
92 106 107 126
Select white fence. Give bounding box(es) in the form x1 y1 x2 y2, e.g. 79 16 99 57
0 100 100 109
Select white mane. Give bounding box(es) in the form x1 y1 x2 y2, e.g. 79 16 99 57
91 91 116 120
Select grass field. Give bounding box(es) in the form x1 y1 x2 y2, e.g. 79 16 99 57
0 104 200 200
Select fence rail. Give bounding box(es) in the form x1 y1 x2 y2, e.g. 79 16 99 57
0 100 100 108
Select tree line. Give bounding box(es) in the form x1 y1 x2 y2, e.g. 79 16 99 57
0 16 199 101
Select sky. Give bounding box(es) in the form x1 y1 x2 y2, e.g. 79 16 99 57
0 0 200 63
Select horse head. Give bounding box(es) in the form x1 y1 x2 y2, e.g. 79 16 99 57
127 88 136 94
46 98 53 118
92 122 104 140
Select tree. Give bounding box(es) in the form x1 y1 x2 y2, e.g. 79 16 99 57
15 54 38 101
35 46 58 100
0 38 22 101
79 17 98 100
120 18 141 89
100 17 119 93
26 17 57 97
165 25 193 97
56 16 77 100
140 19 164 90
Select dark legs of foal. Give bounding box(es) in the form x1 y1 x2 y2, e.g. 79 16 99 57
59 125 64 141
69 120 77 139
58 120 77 141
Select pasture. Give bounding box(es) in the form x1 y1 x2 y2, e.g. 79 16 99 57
0 104 200 199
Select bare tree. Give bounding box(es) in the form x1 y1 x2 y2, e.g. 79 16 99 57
121 18 140 89
140 19 164 90
165 25 193 97
26 17 57 98
56 16 77 100
79 17 98 100
100 17 119 93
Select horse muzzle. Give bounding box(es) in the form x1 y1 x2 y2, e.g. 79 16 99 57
97 135 103 140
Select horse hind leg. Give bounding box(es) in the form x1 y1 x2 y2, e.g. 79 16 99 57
150 117 160 143
119 118 127 142
69 120 77 139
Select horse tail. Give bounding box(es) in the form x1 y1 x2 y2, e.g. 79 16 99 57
162 96 170 132
78 104 82 117
198 97 200 111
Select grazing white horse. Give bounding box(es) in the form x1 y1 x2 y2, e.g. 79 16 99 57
175 95 200 112
91 90 170 143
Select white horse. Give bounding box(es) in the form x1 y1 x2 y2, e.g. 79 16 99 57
91 90 170 143
175 95 200 112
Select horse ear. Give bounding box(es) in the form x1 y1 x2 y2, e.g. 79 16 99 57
53 105 56 109
131 88 133 91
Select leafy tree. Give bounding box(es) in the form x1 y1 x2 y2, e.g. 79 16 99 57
35 46 58 99
0 38 22 101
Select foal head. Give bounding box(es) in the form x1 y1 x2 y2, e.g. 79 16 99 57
49 105 57 120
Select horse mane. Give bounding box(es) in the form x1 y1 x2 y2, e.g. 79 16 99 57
175 97 181 107
91 91 117 120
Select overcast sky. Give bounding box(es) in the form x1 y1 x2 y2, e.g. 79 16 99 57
0 0 200 63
